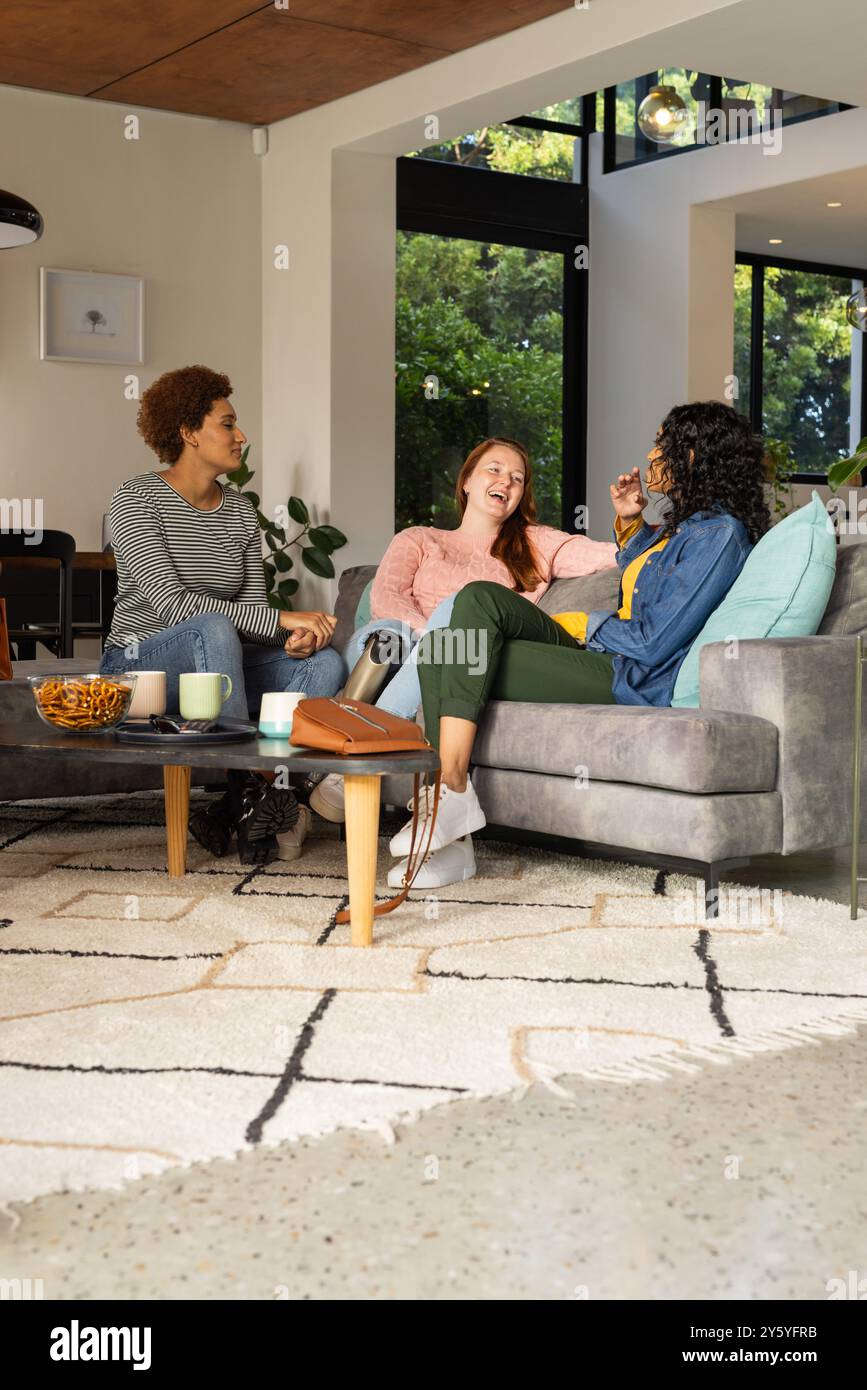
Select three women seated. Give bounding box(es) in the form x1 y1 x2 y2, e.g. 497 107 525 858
103 364 768 884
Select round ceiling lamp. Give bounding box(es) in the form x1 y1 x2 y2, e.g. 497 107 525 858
846 287 867 333
0 189 44 248
636 85 692 144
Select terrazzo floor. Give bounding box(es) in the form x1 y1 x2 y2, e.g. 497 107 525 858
2 843 866 1301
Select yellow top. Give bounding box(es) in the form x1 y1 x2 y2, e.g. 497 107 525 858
552 515 669 642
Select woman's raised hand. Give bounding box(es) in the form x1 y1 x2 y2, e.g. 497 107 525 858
610 466 647 522
279 610 337 651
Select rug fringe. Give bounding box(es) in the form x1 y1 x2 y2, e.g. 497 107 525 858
558 1007 867 1085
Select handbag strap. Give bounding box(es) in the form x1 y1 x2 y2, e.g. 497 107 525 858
335 770 442 924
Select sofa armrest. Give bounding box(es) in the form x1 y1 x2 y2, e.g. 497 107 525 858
699 635 859 854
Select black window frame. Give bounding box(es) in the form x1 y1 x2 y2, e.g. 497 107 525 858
737 250 867 483
602 75 851 175
396 155 590 533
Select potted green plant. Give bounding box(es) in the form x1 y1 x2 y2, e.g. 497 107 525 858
764 437 796 520
827 441 867 494
225 446 347 609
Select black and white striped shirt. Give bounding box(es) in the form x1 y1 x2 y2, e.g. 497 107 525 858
105 472 282 649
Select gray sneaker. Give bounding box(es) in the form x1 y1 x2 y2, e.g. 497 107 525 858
309 773 345 824
276 804 313 861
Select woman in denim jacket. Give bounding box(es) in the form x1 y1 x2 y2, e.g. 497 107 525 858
388 400 770 888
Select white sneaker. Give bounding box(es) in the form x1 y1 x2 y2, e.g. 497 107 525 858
389 777 486 857
276 804 312 861
309 774 345 824
387 836 476 889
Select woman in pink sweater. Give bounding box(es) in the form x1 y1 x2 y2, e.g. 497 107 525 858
310 436 616 824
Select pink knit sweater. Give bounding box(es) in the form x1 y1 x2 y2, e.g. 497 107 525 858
371 524 618 631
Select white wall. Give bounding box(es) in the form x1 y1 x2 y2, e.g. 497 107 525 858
586 107 867 533
0 85 261 551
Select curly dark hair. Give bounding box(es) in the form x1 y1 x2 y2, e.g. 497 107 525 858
137 365 233 463
653 401 770 544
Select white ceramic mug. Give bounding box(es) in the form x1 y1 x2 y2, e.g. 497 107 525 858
259 690 305 737
125 670 167 719
179 672 233 721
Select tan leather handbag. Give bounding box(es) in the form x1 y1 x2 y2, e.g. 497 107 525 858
290 696 441 920
291 696 427 755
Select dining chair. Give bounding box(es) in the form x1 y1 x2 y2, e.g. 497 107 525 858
0 530 75 658
0 597 11 679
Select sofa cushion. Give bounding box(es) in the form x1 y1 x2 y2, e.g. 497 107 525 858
334 565 377 653
672 491 837 708
472 701 778 794
818 541 867 635
537 565 621 617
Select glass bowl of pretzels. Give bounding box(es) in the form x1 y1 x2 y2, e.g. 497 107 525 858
28 673 137 734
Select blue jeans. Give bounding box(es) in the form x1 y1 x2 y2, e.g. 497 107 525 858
100 612 346 720
344 593 457 719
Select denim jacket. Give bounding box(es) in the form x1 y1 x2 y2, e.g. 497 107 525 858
584 509 752 706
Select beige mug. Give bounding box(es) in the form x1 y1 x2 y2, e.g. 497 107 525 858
125 670 167 719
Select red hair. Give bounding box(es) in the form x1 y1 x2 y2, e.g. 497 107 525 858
454 437 542 592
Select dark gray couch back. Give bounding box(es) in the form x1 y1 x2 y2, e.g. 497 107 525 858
818 543 867 635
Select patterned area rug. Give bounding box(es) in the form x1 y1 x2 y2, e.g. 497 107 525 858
1 791 866 1206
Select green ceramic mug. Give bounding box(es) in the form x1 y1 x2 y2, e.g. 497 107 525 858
178 672 233 721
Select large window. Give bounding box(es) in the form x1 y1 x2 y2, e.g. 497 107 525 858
412 98 589 184
602 71 848 172
735 253 867 478
396 233 564 528
395 157 588 534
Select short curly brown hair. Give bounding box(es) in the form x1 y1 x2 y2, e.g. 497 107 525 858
137 365 233 463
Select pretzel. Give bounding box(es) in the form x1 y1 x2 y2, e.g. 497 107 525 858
34 676 130 729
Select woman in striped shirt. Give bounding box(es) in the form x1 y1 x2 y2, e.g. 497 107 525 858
100 365 345 862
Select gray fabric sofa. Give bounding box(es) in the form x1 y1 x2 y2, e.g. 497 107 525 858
333 544 867 901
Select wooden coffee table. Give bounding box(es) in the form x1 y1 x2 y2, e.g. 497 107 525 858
0 722 439 947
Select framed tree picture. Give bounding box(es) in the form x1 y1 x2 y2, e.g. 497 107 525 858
40 267 144 364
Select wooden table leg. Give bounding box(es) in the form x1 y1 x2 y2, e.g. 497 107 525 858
163 765 191 878
343 773 381 947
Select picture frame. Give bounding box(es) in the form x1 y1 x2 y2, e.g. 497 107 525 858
40 267 144 364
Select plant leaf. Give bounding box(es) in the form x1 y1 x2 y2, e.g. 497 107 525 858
827 454 867 492
264 532 280 551
310 524 347 549
301 546 335 579
287 496 309 525
277 578 299 600
273 549 294 572
226 463 250 486
242 491 260 509
307 526 337 553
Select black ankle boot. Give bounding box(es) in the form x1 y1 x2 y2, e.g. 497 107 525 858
188 790 235 858
230 772 300 865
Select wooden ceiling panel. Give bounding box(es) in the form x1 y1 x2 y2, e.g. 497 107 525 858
0 0 257 96
0 0 575 124
94 13 450 125
285 1 572 52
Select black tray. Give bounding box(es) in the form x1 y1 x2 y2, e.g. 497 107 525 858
115 717 258 746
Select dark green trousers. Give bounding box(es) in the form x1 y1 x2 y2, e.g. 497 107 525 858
417 580 615 749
